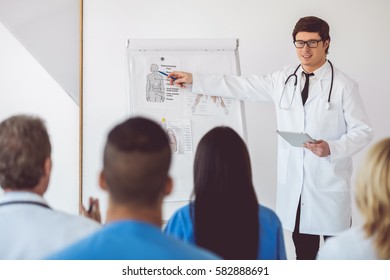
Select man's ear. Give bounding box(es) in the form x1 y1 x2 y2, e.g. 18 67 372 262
99 170 108 191
324 39 330 49
37 157 52 195
44 157 52 177
164 176 173 196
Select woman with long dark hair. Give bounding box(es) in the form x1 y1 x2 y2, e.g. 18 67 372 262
164 126 286 259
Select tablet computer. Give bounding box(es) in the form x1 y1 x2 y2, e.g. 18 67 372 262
276 130 317 147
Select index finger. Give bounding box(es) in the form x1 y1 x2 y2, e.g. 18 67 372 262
304 142 316 149
167 71 177 78
174 78 188 88
167 72 179 85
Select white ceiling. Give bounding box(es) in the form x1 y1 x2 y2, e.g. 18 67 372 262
0 0 80 104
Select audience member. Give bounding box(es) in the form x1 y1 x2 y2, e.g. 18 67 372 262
317 138 390 259
164 126 286 259
47 117 219 260
0 115 100 259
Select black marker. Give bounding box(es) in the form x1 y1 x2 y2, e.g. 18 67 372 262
158 71 176 80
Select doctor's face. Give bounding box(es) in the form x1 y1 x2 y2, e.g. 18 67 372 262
295 31 329 73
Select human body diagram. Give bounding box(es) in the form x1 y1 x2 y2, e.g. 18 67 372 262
166 128 178 153
146 64 165 102
192 94 229 115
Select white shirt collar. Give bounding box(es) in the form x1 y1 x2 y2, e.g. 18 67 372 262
0 191 48 205
301 59 330 78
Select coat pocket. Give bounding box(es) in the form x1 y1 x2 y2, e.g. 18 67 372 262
315 158 349 192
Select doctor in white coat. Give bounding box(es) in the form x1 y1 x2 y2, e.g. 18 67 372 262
169 16 373 259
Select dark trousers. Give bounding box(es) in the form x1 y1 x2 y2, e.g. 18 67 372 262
293 199 331 260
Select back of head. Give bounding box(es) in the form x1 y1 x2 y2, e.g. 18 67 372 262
103 117 171 207
193 126 259 259
0 115 51 190
356 138 390 259
292 16 331 54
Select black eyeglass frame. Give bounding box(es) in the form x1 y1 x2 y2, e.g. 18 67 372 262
293 39 323 48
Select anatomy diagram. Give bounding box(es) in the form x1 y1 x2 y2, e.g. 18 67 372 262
191 94 229 115
146 64 165 102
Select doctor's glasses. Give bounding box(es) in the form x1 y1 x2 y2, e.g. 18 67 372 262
294 39 323 48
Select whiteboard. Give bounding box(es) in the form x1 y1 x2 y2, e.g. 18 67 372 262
126 38 247 221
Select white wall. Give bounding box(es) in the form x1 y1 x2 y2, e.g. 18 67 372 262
83 0 390 259
0 0 81 104
0 22 79 214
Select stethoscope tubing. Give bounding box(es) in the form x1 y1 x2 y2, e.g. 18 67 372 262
280 60 334 110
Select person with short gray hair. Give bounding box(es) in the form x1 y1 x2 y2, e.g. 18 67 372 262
0 114 100 259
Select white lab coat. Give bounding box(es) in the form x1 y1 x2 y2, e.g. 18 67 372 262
192 61 373 235
0 192 101 259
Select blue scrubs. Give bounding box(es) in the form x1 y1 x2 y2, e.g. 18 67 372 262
46 220 220 260
164 204 287 260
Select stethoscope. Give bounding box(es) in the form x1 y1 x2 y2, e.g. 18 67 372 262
279 60 334 110
0 201 51 209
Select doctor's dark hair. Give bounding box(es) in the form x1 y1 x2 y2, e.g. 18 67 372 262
293 16 331 54
0 115 51 190
102 117 171 206
192 126 259 259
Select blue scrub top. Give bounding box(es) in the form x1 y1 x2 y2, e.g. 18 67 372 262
164 204 287 260
46 220 220 260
